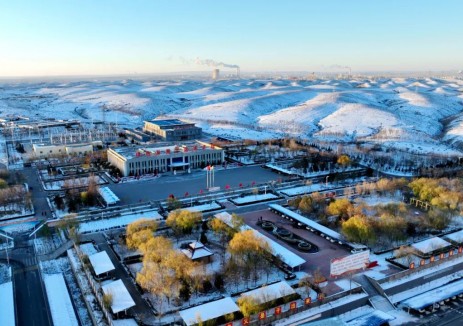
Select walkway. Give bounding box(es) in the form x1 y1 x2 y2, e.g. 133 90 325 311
353 274 395 313
82 233 154 323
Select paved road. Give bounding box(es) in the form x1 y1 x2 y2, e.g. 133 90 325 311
82 233 154 323
22 167 52 219
407 297 463 325
110 165 291 204
1 236 52 326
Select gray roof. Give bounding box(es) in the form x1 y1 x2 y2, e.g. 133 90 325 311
148 119 191 127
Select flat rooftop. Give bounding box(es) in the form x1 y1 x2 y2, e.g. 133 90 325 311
110 141 222 160
147 119 192 127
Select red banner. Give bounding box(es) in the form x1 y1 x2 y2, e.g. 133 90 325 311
290 301 297 310
305 297 312 305
258 311 266 320
242 317 250 325
275 306 282 315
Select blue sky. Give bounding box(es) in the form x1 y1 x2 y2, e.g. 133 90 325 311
0 0 462 76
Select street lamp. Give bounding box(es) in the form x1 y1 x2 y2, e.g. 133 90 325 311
325 176 329 187
5 237 10 266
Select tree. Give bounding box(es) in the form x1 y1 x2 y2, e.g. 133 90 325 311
230 213 244 231
53 194 65 210
214 273 224 290
56 213 80 243
126 229 154 250
166 196 182 210
377 213 407 243
298 196 313 214
228 230 273 286
210 218 233 247
86 174 99 206
136 261 175 316
126 218 158 249
139 236 173 263
326 198 354 221
237 295 260 317
179 281 192 302
299 276 312 297
341 215 375 244
102 293 113 311
127 218 158 236
394 246 418 266
337 155 351 167
0 179 8 189
166 210 201 236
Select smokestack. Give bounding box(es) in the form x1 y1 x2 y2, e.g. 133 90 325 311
212 69 220 80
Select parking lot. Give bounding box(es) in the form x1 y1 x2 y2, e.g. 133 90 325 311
109 165 291 203
240 209 352 279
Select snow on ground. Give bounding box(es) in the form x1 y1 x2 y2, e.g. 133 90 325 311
34 233 65 255
274 292 369 325
2 77 463 154
380 254 463 290
334 279 361 291
183 201 222 212
43 175 105 190
0 280 14 326
0 264 11 284
230 193 278 204
354 195 401 206
389 272 463 304
43 273 79 326
79 210 162 233
79 242 99 256
280 184 326 196
411 237 452 254
40 258 93 326
0 220 39 234
67 249 107 326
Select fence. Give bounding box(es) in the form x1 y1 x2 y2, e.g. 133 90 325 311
219 288 367 326
73 243 114 325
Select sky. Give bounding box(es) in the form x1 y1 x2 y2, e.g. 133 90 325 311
0 0 462 77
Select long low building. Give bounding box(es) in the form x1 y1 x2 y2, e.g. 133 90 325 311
108 141 224 176
32 141 102 158
215 211 306 270
0 279 14 326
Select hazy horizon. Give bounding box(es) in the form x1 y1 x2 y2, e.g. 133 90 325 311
1 1 462 78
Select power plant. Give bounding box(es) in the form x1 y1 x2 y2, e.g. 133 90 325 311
195 57 240 79
212 68 220 80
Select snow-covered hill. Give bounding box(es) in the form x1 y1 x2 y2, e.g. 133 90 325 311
1 77 463 154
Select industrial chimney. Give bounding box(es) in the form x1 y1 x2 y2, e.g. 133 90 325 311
212 69 220 80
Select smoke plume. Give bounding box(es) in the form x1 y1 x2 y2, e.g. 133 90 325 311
195 57 239 69
329 64 351 71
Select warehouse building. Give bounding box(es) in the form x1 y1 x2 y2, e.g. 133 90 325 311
107 141 224 176
142 119 202 141
32 141 102 158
